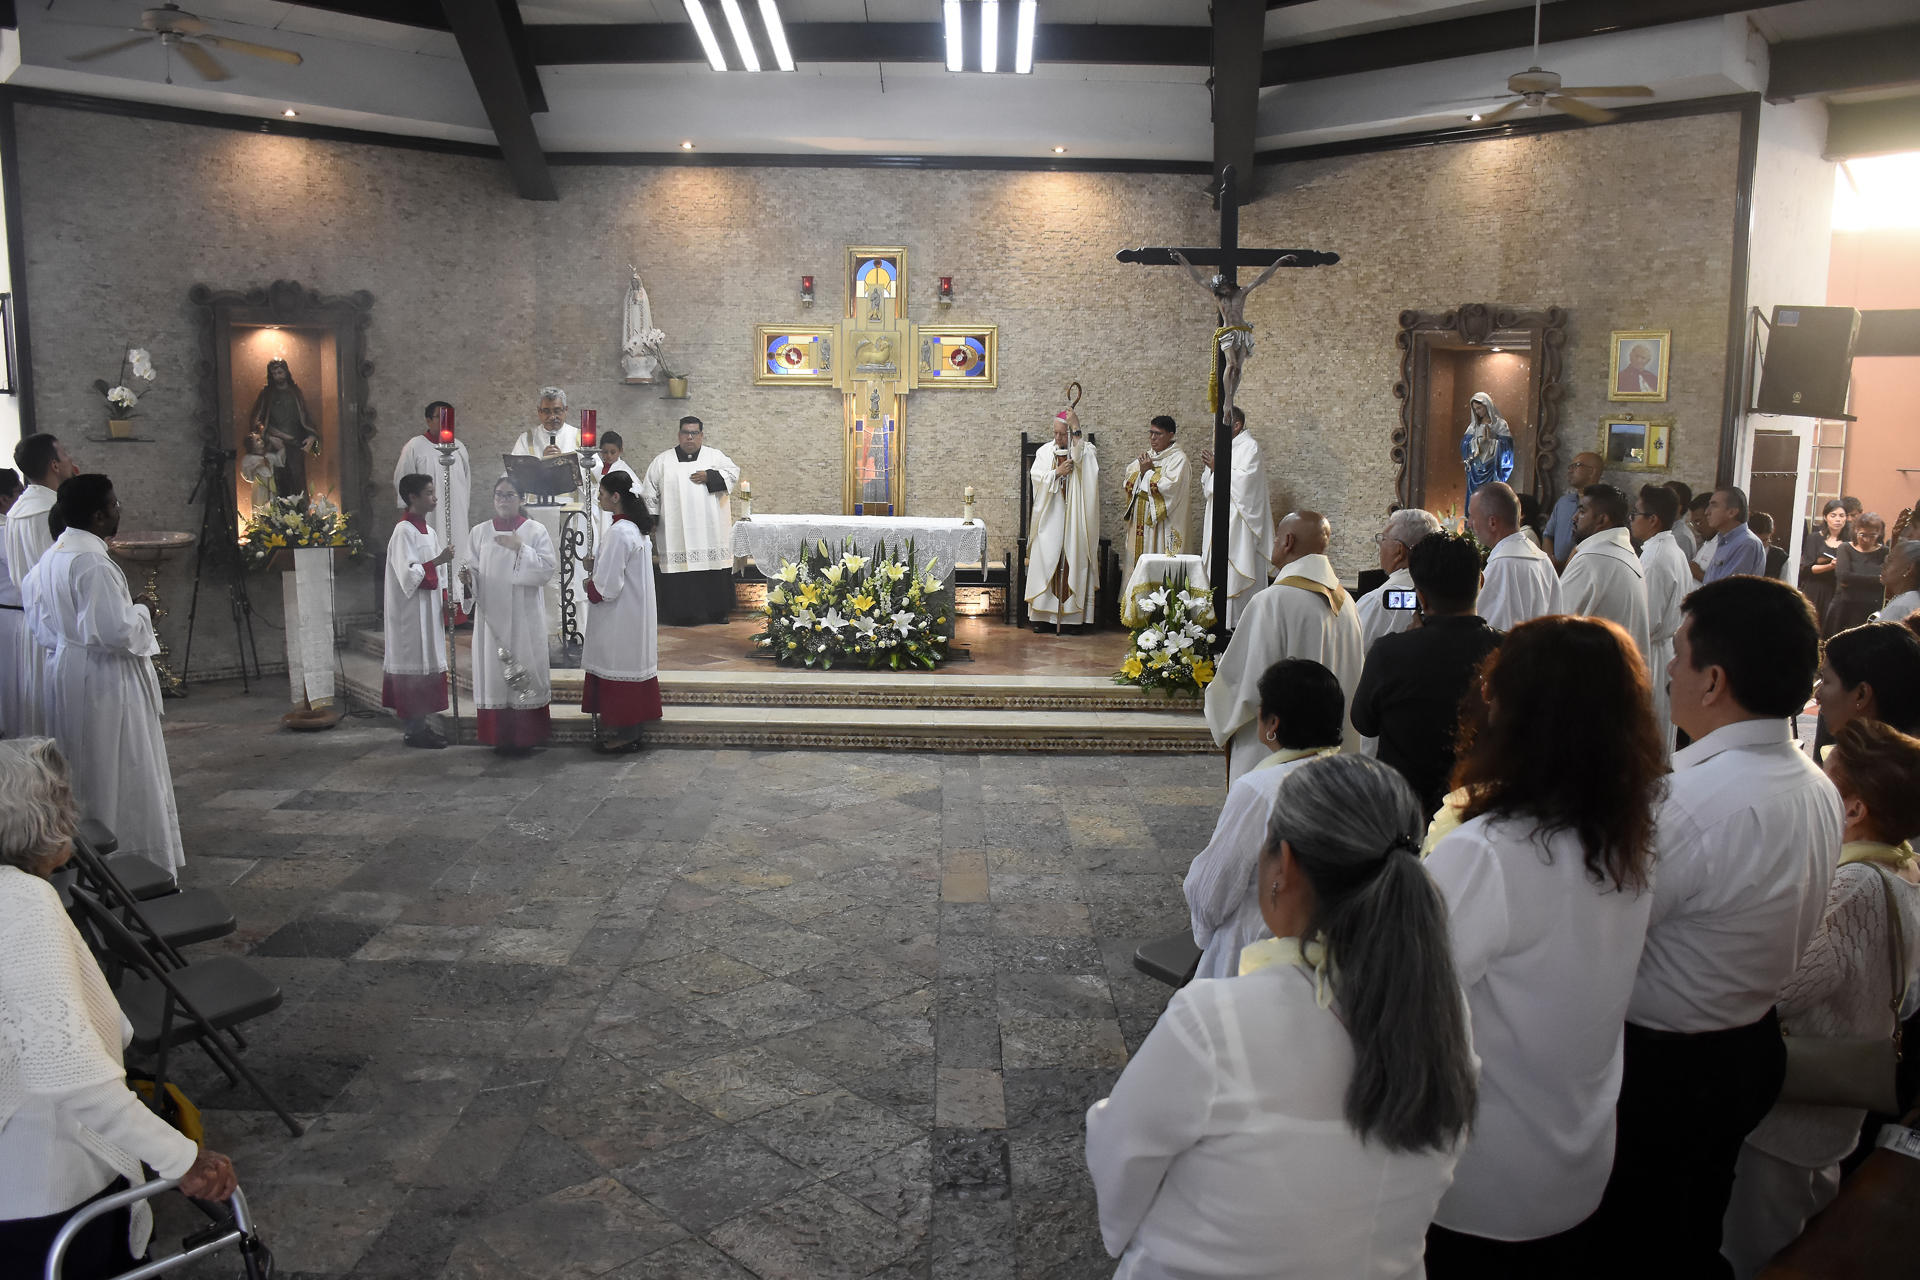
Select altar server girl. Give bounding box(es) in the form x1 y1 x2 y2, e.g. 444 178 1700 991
383 473 452 749
581 471 662 754
463 475 557 756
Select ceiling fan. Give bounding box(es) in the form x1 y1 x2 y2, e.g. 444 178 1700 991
64 5 303 84
1456 0 1653 125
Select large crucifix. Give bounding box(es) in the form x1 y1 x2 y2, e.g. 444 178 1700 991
1117 164 1339 641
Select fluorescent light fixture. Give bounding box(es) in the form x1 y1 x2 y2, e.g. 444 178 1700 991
944 0 963 72
717 0 760 72
759 0 794 71
682 0 728 71
981 0 998 73
1015 0 1035 74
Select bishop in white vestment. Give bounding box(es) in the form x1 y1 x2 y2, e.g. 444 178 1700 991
640 417 739 627
1560 488 1652 665
29 477 183 875
1199 409 1274 629
1634 490 1692 756
1469 482 1563 632
1205 516 1365 786
464 476 558 753
382 476 450 746
1026 410 1102 628
1121 416 1190 579
583 474 663 752
395 403 472 615
5 435 78 737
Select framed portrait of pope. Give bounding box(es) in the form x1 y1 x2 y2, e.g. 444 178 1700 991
1609 330 1670 402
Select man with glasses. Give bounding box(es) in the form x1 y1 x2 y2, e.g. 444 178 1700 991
1356 507 1441 655
1633 484 1691 757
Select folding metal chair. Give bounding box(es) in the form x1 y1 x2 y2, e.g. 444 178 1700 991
68 888 303 1137
1133 930 1202 988
66 838 236 959
79 818 176 902
44 1178 272 1280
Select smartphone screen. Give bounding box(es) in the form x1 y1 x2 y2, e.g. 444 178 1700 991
1385 588 1419 610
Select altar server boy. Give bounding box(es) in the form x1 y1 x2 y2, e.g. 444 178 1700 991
384 474 453 748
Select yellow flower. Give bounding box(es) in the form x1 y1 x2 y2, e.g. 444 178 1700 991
777 563 801 583
1122 655 1144 679
822 565 844 585
850 593 875 612
767 586 787 605
883 563 908 582
1191 658 1216 685
798 582 823 606
1150 652 1170 668
841 553 868 573
922 576 944 594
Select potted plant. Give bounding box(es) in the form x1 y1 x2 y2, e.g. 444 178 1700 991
94 346 155 439
634 327 689 398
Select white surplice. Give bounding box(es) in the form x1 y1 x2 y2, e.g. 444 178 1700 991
1477 530 1563 633
584 517 659 682
641 445 739 574
466 516 557 713
1204 554 1365 786
1561 526 1652 665
1026 440 1101 626
30 530 183 875
0 528 27 739
383 517 446 680
1122 444 1190 578
394 434 472 608
1640 529 1691 755
511 423 584 465
4 484 57 736
588 456 641 552
1200 433 1274 629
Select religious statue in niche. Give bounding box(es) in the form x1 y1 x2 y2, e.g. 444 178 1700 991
1169 248 1294 413
1459 391 1515 505
248 358 321 496
621 267 659 384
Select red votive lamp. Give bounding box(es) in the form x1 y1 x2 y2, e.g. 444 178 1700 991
437 405 455 444
579 409 597 449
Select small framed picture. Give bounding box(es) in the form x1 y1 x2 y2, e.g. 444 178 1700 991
1599 415 1674 471
915 324 998 389
754 324 836 387
1609 329 1670 401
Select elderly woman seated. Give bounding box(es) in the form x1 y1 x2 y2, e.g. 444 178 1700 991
0 739 235 1279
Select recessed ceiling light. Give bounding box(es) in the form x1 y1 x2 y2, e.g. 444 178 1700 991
1469 113 1482 122
1051 145 1066 154
282 108 298 117
680 140 696 150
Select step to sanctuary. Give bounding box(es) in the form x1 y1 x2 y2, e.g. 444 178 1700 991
336 634 1212 755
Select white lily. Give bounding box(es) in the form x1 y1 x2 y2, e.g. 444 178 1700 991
820 608 848 635
792 606 815 626
890 609 916 636
852 616 879 638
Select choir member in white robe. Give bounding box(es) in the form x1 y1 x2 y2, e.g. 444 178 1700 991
1632 485 1692 757
582 472 663 753
641 416 740 627
1121 416 1190 578
1468 481 1563 632
6 435 80 737
0 470 26 738
1026 410 1102 629
1560 485 1652 666
394 401 472 617
1205 514 1365 787
1200 407 1275 629
383 474 452 748
30 477 183 876
1184 658 1345 980
1356 508 1441 655
462 476 557 755
588 432 642 552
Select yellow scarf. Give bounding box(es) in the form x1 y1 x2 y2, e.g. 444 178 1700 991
1840 840 1918 871
1237 934 1334 1008
1277 575 1352 615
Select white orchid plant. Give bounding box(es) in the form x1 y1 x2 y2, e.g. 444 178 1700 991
93 346 156 420
626 325 682 380
753 536 950 670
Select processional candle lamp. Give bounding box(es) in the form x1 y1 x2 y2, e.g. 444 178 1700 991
579 408 598 450
431 405 461 735
436 404 456 445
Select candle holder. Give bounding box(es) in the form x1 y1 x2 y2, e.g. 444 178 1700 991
938 276 954 308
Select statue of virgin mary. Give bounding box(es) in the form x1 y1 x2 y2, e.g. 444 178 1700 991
621 267 658 384
1459 391 1515 505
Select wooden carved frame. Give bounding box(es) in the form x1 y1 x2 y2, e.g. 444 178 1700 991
1391 304 1568 509
189 280 377 529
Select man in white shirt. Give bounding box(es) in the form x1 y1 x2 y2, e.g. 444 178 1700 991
1356 507 1440 655
641 416 740 627
1468 481 1562 632
1560 484 1651 663
1120 415 1191 579
1632 484 1691 757
1874 539 1920 623
393 401 472 620
1585 576 1840 1276
1204 511 1364 786
1200 406 1274 628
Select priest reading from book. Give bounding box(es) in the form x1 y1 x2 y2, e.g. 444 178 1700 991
1026 408 1102 632
394 400 472 618
383 474 452 749
462 475 558 757
640 416 739 627
1120 414 1190 577
1200 406 1275 628
511 386 582 462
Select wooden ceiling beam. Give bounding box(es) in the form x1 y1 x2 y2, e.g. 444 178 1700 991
1769 24 1920 103
438 0 555 200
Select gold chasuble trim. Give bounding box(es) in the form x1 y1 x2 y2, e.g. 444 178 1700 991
1276 576 1352 614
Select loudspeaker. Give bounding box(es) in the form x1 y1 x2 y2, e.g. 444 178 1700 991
1756 306 1859 419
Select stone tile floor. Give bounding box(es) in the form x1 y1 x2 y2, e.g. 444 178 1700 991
146 680 1221 1279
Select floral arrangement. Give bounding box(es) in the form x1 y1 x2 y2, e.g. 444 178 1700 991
238 494 364 570
627 326 682 380
93 346 155 420
753 537 949 670
1114 572 1218 696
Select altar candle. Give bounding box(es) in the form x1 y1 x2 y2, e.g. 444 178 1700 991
964 486 974 500
741 480 752 496
579 409 597 449
437 405 456 444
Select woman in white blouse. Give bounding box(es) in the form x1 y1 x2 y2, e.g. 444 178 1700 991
1423 615 1665 1276
1184 658 1345 979
0 739 236 1278
1087 755 1477 1279
1721 719 1920 1277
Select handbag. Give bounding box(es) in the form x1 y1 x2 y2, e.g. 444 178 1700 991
1778 864 1907 1113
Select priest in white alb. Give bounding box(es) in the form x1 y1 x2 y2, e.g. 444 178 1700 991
27 476 184 876
6 433 80 736
1121 415 1190 578
1200 406 1274 628
395 400 472 619
462 475 557 755
511 385 590 639
641 416 740 627
383 474 452 749
1467 481 1563 632
1633 482 1691 756
0 471 24 738
1560 483 1652 664
1026 408 1102 630
1204 511 1365 786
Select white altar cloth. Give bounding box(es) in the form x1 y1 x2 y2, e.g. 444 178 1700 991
1121 553 1207 627
732 515 988 576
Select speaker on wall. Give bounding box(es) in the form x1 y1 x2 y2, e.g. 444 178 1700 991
1755 305 1859 420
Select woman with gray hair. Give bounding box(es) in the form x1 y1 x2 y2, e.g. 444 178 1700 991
0 739 236 1278
1087 755 1476 1278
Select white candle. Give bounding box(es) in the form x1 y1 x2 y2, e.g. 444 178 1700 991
964 486 975 500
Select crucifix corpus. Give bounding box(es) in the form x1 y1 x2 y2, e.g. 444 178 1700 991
1116 165 1339 641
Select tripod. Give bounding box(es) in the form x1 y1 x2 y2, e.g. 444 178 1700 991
181 447 263 692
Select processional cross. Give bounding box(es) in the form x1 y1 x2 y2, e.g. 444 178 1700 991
1116 165 1339 640
756 246 998 516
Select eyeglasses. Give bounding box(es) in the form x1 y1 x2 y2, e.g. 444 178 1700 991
1631 509 1654 520
1373 533 1403 546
